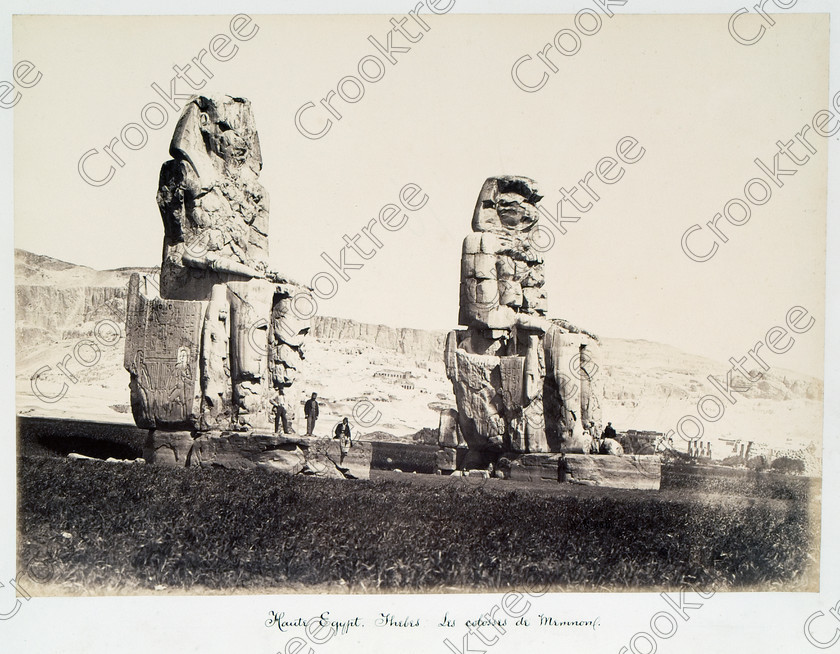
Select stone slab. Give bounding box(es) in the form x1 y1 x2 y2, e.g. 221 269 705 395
435 447 458 472
305 438 372 480
145 431 372 479
507 453 562 483
190 432 305 472
144 430 194 466
438 408 464 448
560 454 661 490
504 452 661 489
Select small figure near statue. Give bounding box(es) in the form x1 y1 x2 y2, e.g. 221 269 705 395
599 421 624 456
304 392 319 436
334 417 353 463
586 420 601 454
271 394 293 435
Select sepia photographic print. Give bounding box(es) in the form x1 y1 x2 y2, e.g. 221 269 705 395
5 3 839 653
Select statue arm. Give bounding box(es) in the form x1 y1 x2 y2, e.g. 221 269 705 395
181 250 265 279
177 170 267 279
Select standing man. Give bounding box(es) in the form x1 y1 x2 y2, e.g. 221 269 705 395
304 392 319 436
587 420 601 454
271 393 291 434
335 417 352 464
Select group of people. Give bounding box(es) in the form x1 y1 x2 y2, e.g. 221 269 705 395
282 392 617 460
584 420 618 455
274 391 353 459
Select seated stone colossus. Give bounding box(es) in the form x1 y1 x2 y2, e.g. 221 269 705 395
444 175 603 457
124 95 311 435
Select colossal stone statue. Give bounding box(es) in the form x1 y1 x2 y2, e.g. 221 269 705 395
157 95 268 301
125 95 311 436
444 175 603 458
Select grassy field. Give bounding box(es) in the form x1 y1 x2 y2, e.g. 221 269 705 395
17 453 819 595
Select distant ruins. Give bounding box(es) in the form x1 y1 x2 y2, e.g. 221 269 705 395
440 176 659 488
123 95 368 478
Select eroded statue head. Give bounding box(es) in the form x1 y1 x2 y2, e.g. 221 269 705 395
472 176 542 234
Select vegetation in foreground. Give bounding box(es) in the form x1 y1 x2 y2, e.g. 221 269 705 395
18 456 818 594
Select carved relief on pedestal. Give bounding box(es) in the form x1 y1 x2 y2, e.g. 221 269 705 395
124 274 205 429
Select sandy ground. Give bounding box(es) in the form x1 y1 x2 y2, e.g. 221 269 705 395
17 330 823 469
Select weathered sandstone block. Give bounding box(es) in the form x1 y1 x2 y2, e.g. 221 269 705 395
435 447 458 472
148 432 373 480
438 408 464 448
143 430 195 466
560 454 661 490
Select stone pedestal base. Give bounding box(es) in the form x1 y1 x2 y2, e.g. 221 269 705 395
144 430 194 466
144 430 372 480
503 452 660 489
560 453 660 490
505 453 562 483
435 447 458 473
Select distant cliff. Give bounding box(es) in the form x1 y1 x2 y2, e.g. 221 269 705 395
14 248 824 404
16 285 127 343
15 249 154 348
14 249 824 467
311 316 446 362
14 249 447 361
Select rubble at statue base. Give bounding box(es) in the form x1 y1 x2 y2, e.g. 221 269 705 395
439 176 659 489
123 95 370 479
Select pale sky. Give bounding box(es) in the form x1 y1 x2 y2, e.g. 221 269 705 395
14 12 829 378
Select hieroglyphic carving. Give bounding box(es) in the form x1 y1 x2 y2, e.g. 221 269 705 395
125 274 204 429
500 356 525 412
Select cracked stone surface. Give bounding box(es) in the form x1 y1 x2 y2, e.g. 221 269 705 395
125 95 311 434
444 176 604 455
143 431 372 480
560 454 661 490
